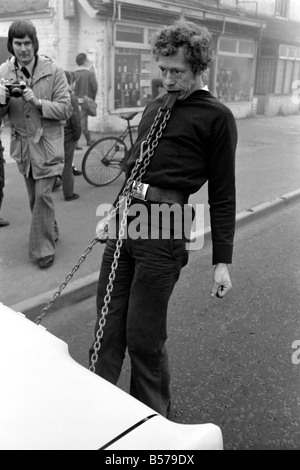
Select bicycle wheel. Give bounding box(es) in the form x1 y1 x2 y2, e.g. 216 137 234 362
82 137 128 186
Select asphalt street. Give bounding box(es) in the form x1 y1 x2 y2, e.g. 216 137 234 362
40 197 300 450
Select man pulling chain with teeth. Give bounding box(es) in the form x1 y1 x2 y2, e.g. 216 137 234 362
90 20 237 418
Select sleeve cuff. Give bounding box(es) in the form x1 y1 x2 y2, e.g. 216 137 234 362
212 243 233 265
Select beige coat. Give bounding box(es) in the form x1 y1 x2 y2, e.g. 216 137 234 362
0 55 72 178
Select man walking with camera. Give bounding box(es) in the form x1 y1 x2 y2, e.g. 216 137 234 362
0 20 72 268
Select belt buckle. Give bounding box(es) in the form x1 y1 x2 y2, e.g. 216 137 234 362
132 181 149 201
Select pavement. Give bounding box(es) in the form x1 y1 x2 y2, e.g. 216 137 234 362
1 113 300 319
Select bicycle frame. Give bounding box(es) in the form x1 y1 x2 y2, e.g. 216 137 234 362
81 112 139 187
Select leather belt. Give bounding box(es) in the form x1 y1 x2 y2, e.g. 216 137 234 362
132 181 187 205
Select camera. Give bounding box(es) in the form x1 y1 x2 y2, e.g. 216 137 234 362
5 79 26 98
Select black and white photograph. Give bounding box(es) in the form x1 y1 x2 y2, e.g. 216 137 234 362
0 0 300 452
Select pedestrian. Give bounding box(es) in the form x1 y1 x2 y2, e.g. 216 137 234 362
62 71 82 201
74 53 98 147
0 121 9 227
0 20 72 268
89 20 237 418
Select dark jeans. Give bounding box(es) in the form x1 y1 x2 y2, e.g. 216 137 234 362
62 139 76 198
90 228 189 417
80 108 92 144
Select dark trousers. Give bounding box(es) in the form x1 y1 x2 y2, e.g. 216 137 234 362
62 139 76 199
90 227 189 417
80 108 92 144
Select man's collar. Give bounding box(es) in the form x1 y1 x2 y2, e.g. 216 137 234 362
15 56 38 76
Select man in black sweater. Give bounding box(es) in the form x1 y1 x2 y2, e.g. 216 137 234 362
90 20 237 418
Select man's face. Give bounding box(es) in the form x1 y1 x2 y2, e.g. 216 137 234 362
157 47 202 100
12 35 35 66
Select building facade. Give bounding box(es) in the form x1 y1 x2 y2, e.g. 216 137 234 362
0 0 300 131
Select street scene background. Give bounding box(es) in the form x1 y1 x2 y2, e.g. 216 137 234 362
1 114 300 450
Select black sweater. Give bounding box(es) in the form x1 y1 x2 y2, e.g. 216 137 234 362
126 90 237 264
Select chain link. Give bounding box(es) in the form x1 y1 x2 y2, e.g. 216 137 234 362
89 107 172 373
34 237 100 325
33 101 174 376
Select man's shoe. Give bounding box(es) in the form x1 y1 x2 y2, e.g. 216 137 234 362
38 255 55 269
75 145 83 150
72 166 82 176
0 218 9 227
86 140 95 146
65 193 80 201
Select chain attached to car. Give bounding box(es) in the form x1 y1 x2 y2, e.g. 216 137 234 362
34 92 180 375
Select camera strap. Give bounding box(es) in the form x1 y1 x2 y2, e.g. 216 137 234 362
14 55 38 86
34 92 180 337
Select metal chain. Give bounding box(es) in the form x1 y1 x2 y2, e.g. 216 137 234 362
34 237 100 325
34 106 170 327
89 107 172 373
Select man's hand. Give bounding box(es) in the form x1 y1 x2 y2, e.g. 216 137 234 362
211 263 232 300
22 88 41 108
0 81 9 105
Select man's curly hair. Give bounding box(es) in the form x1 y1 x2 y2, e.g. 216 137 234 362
151 20 213 75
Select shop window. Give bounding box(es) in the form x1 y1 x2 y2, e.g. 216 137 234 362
219 38 237 54
238 40 254 55
114 24 162 110
216 56 253 102
293 61 300 83
275 58 300 95
283 61 294 94
114 48 161 109
217 37 255 103
275 60 285 94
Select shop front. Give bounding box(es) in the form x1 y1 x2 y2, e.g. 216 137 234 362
87 0 264 129
255 19 300 116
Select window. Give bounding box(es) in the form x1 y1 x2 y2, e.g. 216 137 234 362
114 24 161 110
274 44 300 95
219 38 237 54
275 0 290 18
217 37 255 102
219 38 254 57
116 25 144 44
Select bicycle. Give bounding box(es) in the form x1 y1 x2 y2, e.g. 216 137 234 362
82 111 139 187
